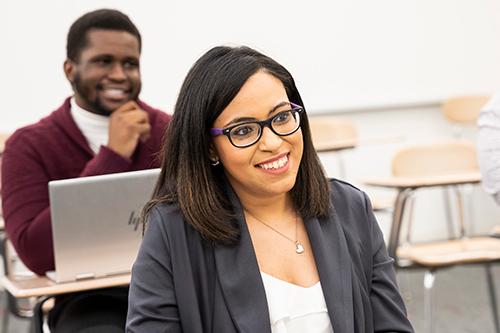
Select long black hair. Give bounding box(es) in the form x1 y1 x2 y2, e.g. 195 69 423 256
146 46 330 244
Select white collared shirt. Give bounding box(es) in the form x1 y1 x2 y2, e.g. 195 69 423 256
70 97 109 155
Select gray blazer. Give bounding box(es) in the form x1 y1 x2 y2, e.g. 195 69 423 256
126 179 414 332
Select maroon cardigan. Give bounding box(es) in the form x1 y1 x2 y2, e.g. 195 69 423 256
1 98 171 275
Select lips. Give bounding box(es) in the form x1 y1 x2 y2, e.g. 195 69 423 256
256 153 289 171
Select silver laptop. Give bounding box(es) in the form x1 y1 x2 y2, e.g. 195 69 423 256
47 168 160 283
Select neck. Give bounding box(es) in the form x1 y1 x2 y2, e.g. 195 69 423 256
237 189 295 223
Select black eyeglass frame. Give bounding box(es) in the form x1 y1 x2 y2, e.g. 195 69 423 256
210 102 305 148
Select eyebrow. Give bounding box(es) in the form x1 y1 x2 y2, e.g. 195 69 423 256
89 54 139 62
223 101 291 127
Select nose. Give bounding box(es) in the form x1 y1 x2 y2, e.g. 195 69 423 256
258 127 282 151
108 62 127 81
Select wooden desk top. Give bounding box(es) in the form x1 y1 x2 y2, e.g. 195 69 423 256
362 172 481 189
1 273 130 298
370 195 395 211
397 237 500 267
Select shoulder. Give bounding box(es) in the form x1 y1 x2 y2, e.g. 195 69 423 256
326 178 375 242
145 202 207 257
146 202 186 236
4 106 67 154
328 178 368 211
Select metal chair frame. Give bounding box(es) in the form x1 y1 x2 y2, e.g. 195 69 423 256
388 141 500 333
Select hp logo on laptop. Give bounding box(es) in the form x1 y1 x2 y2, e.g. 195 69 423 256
128 210 141 231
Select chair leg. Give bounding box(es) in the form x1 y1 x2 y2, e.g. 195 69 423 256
485 264 500 333
424 270 436 333
1 293 10 333
442 188 456 238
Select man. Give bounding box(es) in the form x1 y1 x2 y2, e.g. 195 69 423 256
1 9 171 332
478 94 500 204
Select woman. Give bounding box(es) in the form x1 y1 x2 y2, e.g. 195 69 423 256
126 46 414 333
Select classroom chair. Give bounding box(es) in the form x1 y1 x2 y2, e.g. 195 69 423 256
0 237 54 333
308 116 393 211
0 238 37 332
441 95 490 133
308 116 357 178
439 96 490 242
308 116 358 151
384 140 500 333
0 133 9 156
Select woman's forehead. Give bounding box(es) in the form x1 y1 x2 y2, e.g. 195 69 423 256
214 72 288 126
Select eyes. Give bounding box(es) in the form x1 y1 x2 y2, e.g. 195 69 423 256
230 110 295 138
274 111 290 124
232 124 258 138
92 56 139 70
212 104 303 148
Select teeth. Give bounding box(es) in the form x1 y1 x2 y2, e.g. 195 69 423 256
103 88 126 98
259 155 288 170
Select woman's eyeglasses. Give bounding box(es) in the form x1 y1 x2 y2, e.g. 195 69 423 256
210 102 304 148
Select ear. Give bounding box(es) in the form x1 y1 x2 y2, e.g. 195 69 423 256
63 59 75 83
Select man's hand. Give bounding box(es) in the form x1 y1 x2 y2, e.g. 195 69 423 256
107 101 151 159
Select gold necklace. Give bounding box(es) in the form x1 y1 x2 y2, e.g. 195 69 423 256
245 210 305 254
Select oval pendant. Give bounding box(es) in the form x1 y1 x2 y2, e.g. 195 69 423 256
295 241 304 254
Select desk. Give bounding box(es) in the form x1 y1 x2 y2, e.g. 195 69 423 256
362 171 481 259
1 273 130 333
369 195 395 212
363 172 481 189
1 273 130 298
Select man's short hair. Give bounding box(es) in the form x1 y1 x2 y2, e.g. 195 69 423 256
66 9 142 61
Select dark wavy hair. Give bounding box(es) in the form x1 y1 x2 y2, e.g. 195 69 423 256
146 45 330 244
66 9 141 61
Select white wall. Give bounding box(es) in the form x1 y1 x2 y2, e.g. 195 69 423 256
2 0 500 133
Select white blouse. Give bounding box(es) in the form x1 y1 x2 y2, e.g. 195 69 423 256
260 272 334 333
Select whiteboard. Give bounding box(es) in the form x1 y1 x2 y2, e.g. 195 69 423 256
2 0 500 132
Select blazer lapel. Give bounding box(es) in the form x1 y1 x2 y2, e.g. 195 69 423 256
305 214 355 333
213 187 272 333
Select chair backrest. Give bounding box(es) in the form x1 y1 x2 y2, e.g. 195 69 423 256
0 237 37 318
441 95 490 124
308 117 358 149
0 132 9 155
392 140 478 178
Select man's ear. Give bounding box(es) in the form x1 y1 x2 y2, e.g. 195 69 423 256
63 59 75 83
